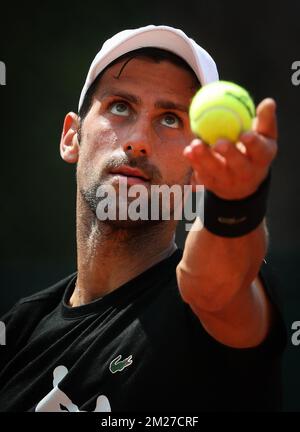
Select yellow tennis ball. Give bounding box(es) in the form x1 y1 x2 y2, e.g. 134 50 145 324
189 81 255 146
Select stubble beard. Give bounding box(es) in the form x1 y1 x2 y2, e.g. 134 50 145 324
80 179 177 231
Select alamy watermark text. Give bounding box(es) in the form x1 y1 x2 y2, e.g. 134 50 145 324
0 61 6 85
0 321 6 345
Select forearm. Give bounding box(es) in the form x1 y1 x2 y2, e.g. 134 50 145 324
177 218 268 311
178 98 277 347
177 218 271 347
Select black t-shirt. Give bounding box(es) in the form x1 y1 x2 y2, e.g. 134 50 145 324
0 250 286 412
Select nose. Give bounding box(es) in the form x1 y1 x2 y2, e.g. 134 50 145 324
122 117 152 157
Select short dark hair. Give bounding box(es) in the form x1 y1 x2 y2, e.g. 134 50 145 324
78 47 199 120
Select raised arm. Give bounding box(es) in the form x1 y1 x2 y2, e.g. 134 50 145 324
177 98 278 348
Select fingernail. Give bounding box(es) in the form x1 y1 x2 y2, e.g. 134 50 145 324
240 132 253 142
183 146 192 156
190 138 203 147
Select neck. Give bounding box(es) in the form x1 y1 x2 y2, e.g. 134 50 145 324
70 194 177 307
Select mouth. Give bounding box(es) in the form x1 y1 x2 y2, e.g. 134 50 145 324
110 166 150 184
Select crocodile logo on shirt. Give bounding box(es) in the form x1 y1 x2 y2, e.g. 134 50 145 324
109 354 133 374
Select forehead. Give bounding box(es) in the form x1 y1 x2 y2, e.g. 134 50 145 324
93 57 198 105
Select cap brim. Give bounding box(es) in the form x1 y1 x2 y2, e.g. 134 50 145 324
78 25 218 111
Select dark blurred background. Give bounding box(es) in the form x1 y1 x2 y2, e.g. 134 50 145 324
1 0 299 411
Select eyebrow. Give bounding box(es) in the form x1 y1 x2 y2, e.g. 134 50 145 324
100 89 189 113
155 100 188 113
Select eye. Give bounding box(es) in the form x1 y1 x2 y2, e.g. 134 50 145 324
160 113 180 129
109 101 130 116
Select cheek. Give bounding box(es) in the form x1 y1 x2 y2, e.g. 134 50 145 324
77 119 118 185
80 119 118 163
85 118 118 152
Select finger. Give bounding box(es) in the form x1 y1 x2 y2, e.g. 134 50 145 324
189 171 214 191
213 139 253 179
254 98 278 140
192 166 218 191
184 139 226 174
239 131 277 166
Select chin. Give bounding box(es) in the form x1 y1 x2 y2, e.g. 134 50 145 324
99 218 163 230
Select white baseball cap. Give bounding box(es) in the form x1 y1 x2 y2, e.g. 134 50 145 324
78 24 219 111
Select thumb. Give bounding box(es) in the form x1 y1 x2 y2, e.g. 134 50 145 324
253 98 278 140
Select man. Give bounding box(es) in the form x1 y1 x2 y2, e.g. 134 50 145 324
0 25 286 412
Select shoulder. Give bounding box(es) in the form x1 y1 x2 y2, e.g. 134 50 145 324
1 272 76 324
1 272 77 354
18 272 77 305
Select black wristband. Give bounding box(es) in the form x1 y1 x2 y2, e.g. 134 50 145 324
203 171 271 237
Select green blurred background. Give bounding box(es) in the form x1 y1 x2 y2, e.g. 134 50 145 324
1 0 299 411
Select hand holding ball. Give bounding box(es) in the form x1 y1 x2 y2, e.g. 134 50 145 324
189 81 255 146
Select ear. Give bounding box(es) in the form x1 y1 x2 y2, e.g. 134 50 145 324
60 112 80 163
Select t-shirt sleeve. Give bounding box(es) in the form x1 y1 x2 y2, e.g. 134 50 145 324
219 260 287 411
183 259 287 410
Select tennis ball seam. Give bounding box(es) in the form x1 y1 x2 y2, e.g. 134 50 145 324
224 91 255 118
192 106 243 132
